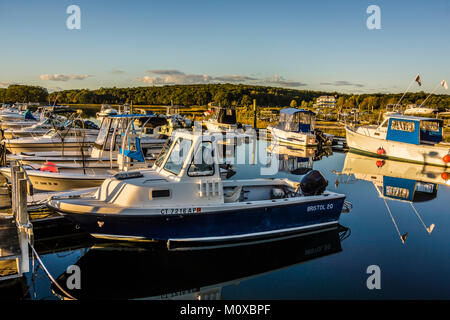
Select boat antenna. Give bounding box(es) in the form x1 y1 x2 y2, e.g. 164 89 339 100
410 203 435 234
419 79 448 107
395 73 421 108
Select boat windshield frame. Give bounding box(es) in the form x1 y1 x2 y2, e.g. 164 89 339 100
161 137 193 176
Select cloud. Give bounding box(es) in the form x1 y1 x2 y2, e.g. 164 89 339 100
111 70 125 75
320 80 364 88
46 86 63 93
146 69 185 76
39 74 92 81
262 75 307 87
137 70 303 88
0 82 12 88
214 75 258 82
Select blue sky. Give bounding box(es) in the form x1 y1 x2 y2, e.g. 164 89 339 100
0 0 449 94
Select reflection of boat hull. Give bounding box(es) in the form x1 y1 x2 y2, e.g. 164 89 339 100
268 127 317 146
345 126 450 167
342 152 450 186
52 225 346 299
49 196 345 243
267 143 317 158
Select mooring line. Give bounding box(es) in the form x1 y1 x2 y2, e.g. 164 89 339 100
28 241 77 300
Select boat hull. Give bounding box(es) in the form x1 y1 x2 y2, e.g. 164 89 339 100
48 196 345 243
3 141 92 154
268 127 317 146
345 126 450 167
0 168 107 191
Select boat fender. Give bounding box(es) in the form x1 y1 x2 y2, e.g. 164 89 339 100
40 162 58 173
443 155 450 163
377 147 386 155
376 160 385 168
299 170 328 196
442 172 449 181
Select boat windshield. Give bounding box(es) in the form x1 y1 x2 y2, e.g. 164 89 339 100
155 137 173 169
278 111 315 132
163 138 193 175
94 118 112 148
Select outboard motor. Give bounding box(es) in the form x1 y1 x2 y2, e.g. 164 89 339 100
300 170 328 196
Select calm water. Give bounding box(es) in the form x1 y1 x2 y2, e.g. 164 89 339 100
3 140 450 300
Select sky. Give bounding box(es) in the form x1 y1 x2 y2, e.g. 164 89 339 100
0 0 449 94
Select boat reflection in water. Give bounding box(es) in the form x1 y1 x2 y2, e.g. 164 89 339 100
267 142 333 175
52 225 350 300
336 152 450 243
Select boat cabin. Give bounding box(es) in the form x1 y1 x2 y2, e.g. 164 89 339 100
95 130 302 208
276 108 316 133
376 115 444 145
210 107 237 125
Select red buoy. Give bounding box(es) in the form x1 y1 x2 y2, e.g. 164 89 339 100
377 147 386 155
442 172 449 181
40 162 58 173
376 160 385 168
443 155 450 163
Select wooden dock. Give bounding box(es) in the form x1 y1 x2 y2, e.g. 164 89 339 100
0 165 91 284
0 217 21 281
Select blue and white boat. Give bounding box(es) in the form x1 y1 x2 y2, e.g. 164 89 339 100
268 108 333 146
47 130 347 246
345 114 450 167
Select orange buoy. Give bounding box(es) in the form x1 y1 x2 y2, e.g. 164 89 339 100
443 155 450 163
442 172 449 181
377 147 386 155
376 160 385 168
40 161 58 173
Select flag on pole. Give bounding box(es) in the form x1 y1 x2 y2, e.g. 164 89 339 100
415 74 422 86
441 79 448 90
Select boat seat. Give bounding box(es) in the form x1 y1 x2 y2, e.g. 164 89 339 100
223 186 242 203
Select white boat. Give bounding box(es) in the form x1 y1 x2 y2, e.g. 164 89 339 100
2 118 100 155
47 130 347 244
345 114 450 167
203 107 252 134
404 104 437 116
268 108 333 146
1 114 167 191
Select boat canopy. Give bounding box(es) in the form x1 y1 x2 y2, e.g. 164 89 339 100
385 115 444 145
277 108 316 133
382 176 437 202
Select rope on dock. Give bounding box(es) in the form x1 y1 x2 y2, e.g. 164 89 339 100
28 241 77 300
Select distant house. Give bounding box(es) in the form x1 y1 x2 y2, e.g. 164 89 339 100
314 96 336 109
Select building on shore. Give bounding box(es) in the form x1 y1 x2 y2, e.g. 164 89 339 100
314 96 336 109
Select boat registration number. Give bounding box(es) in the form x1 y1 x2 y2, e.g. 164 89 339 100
160 208 202 214
307 203 333 212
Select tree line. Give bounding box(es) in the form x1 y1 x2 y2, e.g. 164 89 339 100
1 84 449 111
